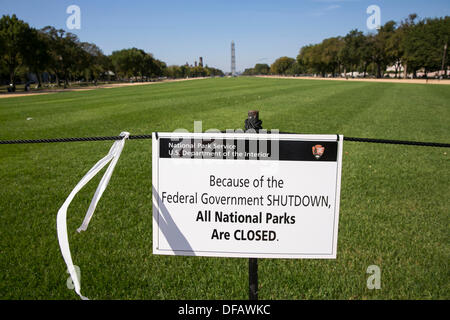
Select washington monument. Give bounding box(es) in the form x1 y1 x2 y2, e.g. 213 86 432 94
231 41 236 76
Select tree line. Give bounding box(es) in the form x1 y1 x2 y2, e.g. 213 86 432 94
0 14 223 91
244 14 449 79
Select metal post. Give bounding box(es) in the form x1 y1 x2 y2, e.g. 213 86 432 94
249 258 258 300
245 110 262 300
245 110 262 133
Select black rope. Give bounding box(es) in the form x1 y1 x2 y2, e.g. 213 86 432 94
0 134 153 145
0 136 122 144
128 134 153 140
343 136 450 148
0 133 448 148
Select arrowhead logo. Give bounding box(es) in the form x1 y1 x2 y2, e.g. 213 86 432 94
312 145 325 159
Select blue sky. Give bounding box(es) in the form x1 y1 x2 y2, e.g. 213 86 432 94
2 0 449 72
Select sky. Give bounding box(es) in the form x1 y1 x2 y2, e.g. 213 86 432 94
1 0 449 73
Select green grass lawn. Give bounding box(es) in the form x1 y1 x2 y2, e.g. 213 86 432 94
0 77 449 299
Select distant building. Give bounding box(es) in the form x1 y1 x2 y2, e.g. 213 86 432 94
386 63 404 73
199 57 203 67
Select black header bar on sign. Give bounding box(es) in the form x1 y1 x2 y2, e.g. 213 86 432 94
159 137 337 162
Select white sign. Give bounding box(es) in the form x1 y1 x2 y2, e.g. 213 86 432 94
152 132 343 259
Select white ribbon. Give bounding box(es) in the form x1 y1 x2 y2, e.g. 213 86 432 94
56 132 129 300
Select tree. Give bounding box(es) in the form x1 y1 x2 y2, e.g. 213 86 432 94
285 62 303 75
298 44 327 76
151 57 167 78
22 28 51 87
372 21 397 78
358 34 375 77
166 65 182 78
342 29 365 77
141 51 154 79
403 16 450 78
270 56 295 75
242 63 270 76
297 45 315 74
254 63 270 75
0 15 224 87
41 26 83 87
385 26 404 78
396 14 418 78
110 48 167 80
320 37 345 77
242 67 254 75
110 48 141 79
0 14 31 90
80 42 109 83
206 66 223 77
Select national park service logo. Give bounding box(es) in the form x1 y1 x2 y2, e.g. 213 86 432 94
312 144 325 159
